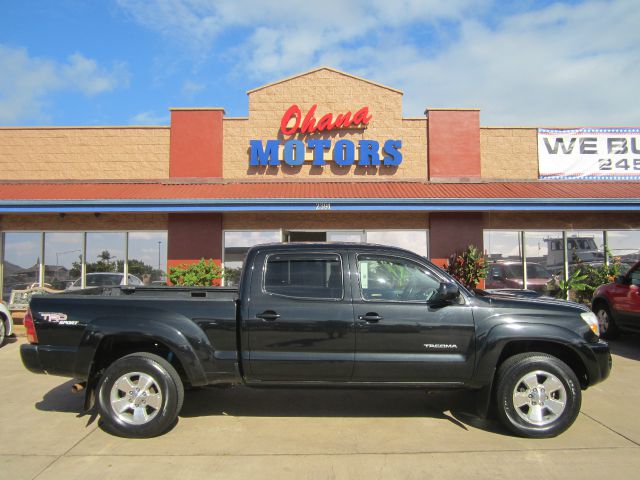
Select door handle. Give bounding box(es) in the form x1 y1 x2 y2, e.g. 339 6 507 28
256 311 280 321
358 313 383 323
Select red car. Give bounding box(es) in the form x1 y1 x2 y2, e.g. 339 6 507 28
592 260 640 339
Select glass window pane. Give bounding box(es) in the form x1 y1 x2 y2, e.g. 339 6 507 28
327 231 364 243
525 231 563 279
607 230 640 270
223 230 280 286
85 233 126 287
44 232 82 290
128 232 168 285
2 232 41 302
483 230 524 290
264 253 342 299
365 230 428 256
565 230 604 269
357 255 439 302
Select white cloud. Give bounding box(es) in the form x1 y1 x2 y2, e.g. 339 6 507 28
116 0 640 125
181 80 205 96
129 110 170 125
0 45 129 124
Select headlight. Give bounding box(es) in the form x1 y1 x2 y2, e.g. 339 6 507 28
580 311 600 337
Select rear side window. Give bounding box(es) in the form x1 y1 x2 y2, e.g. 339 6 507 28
264 253 343 299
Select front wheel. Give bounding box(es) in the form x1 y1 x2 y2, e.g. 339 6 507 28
495 353 581 438
96 352 184 438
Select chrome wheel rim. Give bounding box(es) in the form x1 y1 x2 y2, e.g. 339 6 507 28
596 309 609 334
109 371 163 425
512 370 567 426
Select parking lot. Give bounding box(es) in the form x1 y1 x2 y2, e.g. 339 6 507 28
1 333 640 480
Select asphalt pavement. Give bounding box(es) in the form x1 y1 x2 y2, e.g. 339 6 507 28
1 332 639 480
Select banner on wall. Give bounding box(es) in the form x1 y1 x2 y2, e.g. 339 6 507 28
538 128 640 180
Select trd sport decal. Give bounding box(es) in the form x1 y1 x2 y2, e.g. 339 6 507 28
40 312 79 325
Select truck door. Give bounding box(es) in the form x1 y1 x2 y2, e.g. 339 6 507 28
350 252 475 383
244 250 355 382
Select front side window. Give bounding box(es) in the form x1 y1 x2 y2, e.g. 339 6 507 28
358 255 440 302
264 253 342 299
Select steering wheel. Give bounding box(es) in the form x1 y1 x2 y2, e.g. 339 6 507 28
400 280 437 301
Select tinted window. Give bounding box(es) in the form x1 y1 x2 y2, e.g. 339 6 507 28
264 254 342 299
358 255 440 302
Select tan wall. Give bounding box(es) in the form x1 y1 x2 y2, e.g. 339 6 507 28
0 213 168 231
480 128 538 180
0 127 170 180
484 212 640 230
223 212 429 231
223 69 428 179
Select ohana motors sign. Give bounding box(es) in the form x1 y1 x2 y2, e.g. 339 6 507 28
249 104 403 167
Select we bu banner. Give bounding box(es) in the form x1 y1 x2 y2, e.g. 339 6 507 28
538 128 640 180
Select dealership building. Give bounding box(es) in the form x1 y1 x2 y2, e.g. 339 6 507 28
1 67 639 298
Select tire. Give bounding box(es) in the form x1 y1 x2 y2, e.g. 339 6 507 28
495 353 581 438
96 352 184 438
593 303 619 340
0 319 5 347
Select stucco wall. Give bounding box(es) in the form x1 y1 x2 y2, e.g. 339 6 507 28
480 127 538 180
223 69 428 179
0 127 170 180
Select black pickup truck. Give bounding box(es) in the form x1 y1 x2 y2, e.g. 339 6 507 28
21 243 610 438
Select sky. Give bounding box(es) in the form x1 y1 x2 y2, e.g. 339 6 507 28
1 0 639 127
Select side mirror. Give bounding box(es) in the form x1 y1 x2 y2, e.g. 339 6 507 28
614 275 626 285
431 282 460 304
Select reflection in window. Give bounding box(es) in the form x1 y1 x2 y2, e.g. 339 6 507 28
358 255 439 302
86 233 125 275
525 231 563 276
565 230 604 268
223 230 281 286
607 230 640 270
264 254 342 299
128 232 168 284
365 230 428 256
327 231 364 243
44 232 82 290
2 232 41 302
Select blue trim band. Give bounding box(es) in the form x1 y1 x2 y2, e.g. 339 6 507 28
0 197 639 213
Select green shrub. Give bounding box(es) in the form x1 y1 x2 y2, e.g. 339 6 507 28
445 245 488 290
169 259 224 286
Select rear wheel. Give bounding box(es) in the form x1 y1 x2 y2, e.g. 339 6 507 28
594 303 619 339
495 353 581 438
96 352 184 438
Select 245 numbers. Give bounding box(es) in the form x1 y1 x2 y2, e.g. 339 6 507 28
598 158 640 171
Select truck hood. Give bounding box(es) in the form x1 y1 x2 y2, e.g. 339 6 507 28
474 289 589 313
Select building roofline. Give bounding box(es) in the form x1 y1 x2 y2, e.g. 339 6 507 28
247 67 403 95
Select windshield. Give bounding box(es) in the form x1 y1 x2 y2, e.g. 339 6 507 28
86 274 123 286
503 264 551 279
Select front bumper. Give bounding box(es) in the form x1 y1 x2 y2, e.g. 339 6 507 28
584 340 612 386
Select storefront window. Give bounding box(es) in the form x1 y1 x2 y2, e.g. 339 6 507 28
2 232 41 302
223 230 281 286
128 232 168 285
524 231 563 277
483 230 524 290
86 233 126 285
327 231 364 243
365 230 428 256
43 232 82 290
608 230 640 270
564 230 604 270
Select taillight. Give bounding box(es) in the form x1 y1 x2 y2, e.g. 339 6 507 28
24 308 38 344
